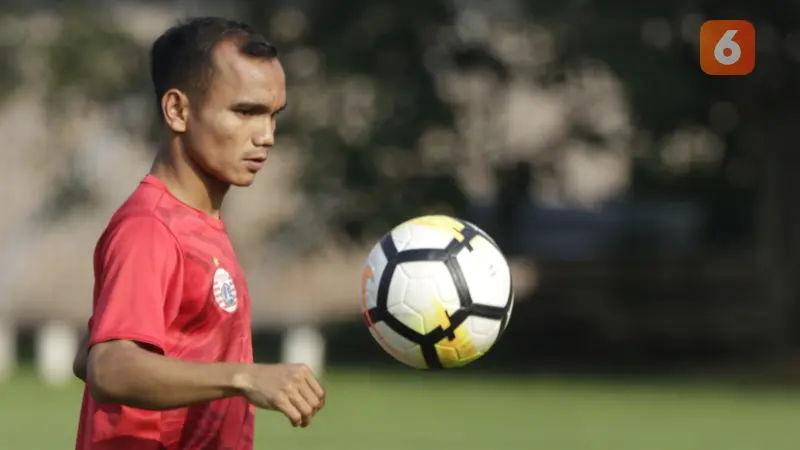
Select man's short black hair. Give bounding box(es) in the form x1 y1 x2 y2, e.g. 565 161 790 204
150 17 278 105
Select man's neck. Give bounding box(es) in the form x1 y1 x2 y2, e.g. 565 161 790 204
150 142 229 218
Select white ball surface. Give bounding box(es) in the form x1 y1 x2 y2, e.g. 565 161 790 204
361 215 513 369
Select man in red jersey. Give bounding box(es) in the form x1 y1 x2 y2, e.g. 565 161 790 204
71 17 325 450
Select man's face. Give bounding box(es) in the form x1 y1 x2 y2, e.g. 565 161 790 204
184 40 286 187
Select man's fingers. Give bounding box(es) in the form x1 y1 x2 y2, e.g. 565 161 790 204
275 397 303 427
305 374 326 407
289 390 314 428
298 383 322 413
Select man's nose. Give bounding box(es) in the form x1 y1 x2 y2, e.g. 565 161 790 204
254 122 275 147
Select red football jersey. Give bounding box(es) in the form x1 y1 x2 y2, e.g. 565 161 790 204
75 174 255 450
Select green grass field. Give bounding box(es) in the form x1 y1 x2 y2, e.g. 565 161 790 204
1 368 798 449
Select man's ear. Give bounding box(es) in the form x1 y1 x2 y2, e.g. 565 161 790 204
161 89 190 133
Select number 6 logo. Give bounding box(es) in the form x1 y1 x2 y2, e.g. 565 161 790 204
714 30 741 65
700 20 755 75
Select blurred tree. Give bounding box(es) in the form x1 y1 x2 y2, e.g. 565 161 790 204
528 0 800 355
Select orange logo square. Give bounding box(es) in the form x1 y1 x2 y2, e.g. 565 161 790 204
700 20 755 75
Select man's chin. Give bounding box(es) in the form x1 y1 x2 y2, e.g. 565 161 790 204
230 174 257 187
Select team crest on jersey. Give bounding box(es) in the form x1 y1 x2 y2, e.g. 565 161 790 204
212 257 237 313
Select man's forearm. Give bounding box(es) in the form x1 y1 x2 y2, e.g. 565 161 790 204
88 340 248 410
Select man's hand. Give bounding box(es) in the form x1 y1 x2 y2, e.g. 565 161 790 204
233 363 326 428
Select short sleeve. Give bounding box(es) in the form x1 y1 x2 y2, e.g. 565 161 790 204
89 215 182 353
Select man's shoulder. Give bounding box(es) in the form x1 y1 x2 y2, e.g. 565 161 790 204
106 178 191 235
96 181 182 249
95 213 177 262
106 194 169 234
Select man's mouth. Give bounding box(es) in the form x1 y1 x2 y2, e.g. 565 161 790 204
244 155 267 171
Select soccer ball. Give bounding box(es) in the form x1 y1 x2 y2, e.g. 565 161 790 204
361 215 514 369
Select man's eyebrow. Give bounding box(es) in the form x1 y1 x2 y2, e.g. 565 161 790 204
231 102 269 112
232 102 287 114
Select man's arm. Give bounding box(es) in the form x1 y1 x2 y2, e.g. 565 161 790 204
87 339 243 410
72 328 90 382
88 339 325 427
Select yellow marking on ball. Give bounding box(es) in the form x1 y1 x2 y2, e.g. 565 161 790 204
434 301 453 330
407 215 466 242
470 235 484 249
431 297 481 368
